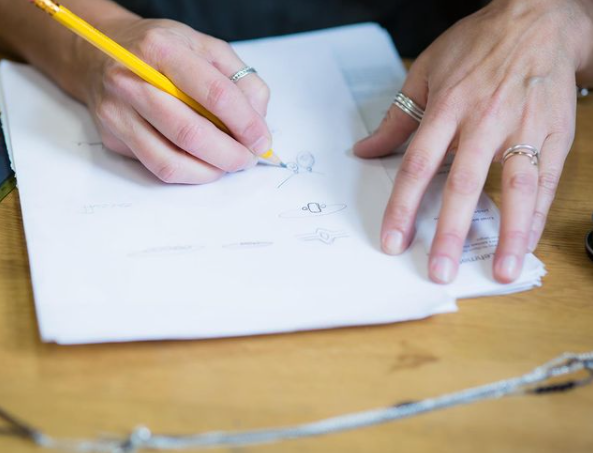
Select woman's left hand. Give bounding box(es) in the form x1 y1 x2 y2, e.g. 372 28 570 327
355 0 593 284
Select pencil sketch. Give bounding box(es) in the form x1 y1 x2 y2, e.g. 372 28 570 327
128 244 205 258
277 151 322 188
223 242 274 250
81 202 132 215
279 202 347 219
296 228 349 245
75 141 103 148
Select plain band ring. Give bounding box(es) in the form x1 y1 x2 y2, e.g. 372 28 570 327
502 144 540 167
393 91 425 122
230 67 257 83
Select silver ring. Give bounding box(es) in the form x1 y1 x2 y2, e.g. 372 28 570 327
230 67 257 83
502 144 539 167
393 91 425 122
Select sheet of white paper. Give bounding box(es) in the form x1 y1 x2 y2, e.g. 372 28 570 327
1 37 455 344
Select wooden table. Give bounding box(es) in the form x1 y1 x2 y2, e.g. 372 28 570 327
1 70 592 453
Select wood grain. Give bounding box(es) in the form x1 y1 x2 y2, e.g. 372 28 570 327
1 58 592 452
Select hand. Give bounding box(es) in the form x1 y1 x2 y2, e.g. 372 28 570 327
355 0 593 284
78 16 272 183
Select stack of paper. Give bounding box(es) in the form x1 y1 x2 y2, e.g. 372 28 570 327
0 24 544 345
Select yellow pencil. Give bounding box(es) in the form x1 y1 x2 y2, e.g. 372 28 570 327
30 0 283 166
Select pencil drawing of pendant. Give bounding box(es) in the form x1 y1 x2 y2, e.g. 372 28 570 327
279 202 347 219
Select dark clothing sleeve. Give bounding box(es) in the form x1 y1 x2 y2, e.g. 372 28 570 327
114 0 485 57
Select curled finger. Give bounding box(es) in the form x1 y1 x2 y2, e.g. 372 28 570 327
97 100 224 184
110 69 258 173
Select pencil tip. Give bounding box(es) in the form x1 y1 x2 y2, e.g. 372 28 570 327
264 154 284 167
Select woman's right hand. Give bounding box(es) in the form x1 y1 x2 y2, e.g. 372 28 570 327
77 16 272 184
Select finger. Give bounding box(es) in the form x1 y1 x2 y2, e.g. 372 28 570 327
494 142 541 283
527 132 572 252
206 39 271 117
95 122 134 158
97 100 224 184
428 128 502 284
157 47 272 156
113 70 258 173
380 107 458 256
354 59 428 158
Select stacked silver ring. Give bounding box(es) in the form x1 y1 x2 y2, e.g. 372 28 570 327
393 91 425 122
230 67 257 83
502 144 539 167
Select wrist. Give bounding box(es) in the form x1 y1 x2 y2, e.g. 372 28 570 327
489 0 593 84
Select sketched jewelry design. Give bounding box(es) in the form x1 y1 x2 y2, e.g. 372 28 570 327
502 144 539 167
279 202 347 219
296 228 349 245
393 91 424 122
277 152 322 188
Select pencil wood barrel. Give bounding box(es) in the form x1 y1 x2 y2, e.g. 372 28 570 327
1 56 592 453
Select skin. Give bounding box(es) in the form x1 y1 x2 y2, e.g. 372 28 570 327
1 0 593 284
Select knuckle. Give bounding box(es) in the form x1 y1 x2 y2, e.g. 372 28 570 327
140 28 170 60
503 230 529 246
240 116 264 142
429 89 461 123
207 37 232 54
95 100 118 128
434 231 465 249
103 66 132 95
554 122 573 138
251 80 271 105
506 171 538 195
532 210 547 226
538 170 560 196
174 121 206 151
384 203 415 230
155 159 182 184
447 168 481 196
206 78 234 110
399 150 433 182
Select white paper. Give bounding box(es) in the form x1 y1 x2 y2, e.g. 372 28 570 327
1 35 455 344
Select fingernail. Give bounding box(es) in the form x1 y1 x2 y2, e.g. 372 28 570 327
250 136 271 155
528 230 538 252
430 256 455 284
497 255 519 281
383 230 404 255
